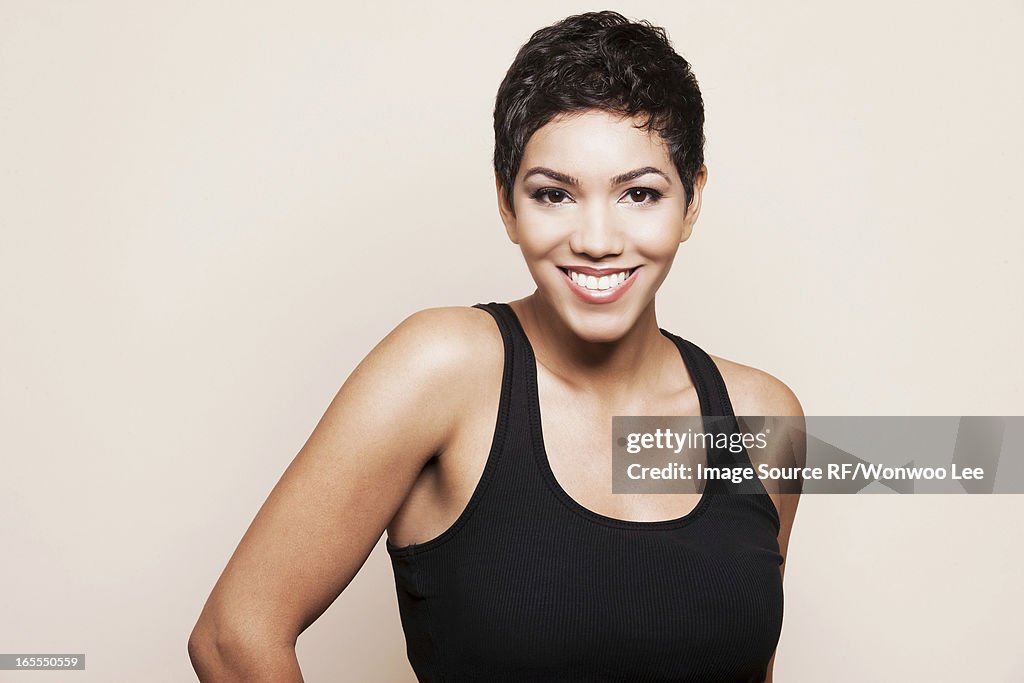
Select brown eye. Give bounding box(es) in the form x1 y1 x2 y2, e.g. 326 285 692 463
531 188 573 205
625 188 659 203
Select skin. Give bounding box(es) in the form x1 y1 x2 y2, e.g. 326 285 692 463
188 109 803 683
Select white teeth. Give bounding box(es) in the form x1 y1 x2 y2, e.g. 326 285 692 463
566 269 632 291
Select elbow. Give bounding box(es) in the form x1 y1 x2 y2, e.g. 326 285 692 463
187 629 212 680
187 618 248 682
188 617 301 683
188 619 230 681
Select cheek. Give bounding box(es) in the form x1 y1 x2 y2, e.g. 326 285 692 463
515 217 565 258
633 219 685 259
515 231 561 283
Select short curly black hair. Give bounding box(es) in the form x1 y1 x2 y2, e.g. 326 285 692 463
494 11 705 213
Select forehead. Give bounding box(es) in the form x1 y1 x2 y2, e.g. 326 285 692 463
519 109 678 183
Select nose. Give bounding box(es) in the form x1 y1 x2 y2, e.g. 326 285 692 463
568 202 625 259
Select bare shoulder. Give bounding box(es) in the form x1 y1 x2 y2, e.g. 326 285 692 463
376 306 504 407
707 354 804 418
387 305 503 372
325 305 505 461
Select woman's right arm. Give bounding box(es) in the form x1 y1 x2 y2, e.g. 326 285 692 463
187 308 479 681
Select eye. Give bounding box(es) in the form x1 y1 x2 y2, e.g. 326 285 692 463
621 188 663 204
531 188 573 205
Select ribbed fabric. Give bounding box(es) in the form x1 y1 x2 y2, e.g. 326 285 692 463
386 302 784 683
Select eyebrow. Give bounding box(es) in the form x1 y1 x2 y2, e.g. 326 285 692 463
521 166 670 187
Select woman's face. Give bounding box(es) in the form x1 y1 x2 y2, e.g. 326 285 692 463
498 108 707 342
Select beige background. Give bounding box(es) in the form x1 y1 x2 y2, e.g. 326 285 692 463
2 1 1022 681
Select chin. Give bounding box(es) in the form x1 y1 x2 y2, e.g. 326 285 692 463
561 304 639 344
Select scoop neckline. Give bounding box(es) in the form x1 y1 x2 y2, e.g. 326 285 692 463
498 303 719 530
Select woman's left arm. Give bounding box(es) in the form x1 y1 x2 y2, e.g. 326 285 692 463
765 395 804 683
764 487 801 683
714 359 805 683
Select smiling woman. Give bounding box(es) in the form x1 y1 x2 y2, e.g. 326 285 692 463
499 109 706 337
188 10 803 683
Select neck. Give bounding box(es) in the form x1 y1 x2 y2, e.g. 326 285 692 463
509 291 674 395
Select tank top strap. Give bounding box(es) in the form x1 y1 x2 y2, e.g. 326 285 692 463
659 332 775 510
472 302 528 391
472 302 515 364
658 329 736 418
660 328 755 469
473 302 516 347
469 301 544 495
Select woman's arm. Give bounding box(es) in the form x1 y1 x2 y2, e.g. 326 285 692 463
764 485 801 683
764 401 803 683
713 358 804 683
187 308 481 681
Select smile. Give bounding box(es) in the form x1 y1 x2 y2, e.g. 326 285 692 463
566 268 634 290
557 266 640 304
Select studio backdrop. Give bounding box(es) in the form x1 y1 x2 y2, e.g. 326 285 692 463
1 1 1022 681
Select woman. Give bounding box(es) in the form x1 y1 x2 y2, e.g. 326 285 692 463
189 11 802 683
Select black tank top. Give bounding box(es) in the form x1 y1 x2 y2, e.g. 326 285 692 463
386 302 784 682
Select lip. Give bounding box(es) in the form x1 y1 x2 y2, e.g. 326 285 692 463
558 265 640 304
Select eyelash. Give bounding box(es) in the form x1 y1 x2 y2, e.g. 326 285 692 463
529 187 664 206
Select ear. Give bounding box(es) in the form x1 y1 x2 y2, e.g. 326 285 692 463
680 164 708 243
495 173 519 244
